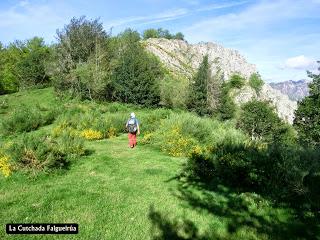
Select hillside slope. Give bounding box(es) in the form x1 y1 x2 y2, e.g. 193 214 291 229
144 38 297 123
1 88 316 239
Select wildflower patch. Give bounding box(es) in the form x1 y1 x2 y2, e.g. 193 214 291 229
0 155 11 177
81 129 103 140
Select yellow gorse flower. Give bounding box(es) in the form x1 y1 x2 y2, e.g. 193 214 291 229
161 125 195 157
141 132 153 144
0 155 11 177
81 129 103 140
107 127 117 138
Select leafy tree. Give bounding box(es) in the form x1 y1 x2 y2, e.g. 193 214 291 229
143 29 159 39
160 73 189 108
0 42 22 94
111 29 163 106
0 38 51 93
16 37 51 88
308 62 320 96
56 16 108 67
294 62 320 147
142 28 184 40
249 72 264 95
187 55 211 116
53 16 110 98
157 28 172 39
0 43 5 94
174 32 184 40
238 100 291 143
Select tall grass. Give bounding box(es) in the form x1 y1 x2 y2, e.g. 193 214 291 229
141 111 247 157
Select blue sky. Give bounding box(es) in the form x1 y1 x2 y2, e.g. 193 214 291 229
0 0 319 82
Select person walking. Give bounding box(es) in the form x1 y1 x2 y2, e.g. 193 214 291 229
126 112 140 148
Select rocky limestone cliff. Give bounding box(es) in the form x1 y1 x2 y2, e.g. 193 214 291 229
144 38 297 123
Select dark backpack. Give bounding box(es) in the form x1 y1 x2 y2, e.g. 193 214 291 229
127 118 137 133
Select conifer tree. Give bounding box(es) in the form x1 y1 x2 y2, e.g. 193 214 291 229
187 55 211 116
111 29 162 106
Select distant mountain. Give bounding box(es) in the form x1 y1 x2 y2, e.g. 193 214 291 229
270 80 309 101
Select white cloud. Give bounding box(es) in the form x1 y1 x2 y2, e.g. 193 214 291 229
196 1 249 12
105 1 249 28
105 8 188 28
283 55 318 70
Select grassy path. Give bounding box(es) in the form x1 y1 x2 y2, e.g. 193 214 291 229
1 135 215 239
1 88 318 239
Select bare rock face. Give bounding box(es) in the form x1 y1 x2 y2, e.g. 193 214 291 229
259 84 297 124
144 38 297 123
145 38 257 80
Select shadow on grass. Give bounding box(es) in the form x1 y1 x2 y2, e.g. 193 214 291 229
149 178 320 240
149 205 213 240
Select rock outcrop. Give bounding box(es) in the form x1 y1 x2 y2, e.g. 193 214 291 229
144 38 297 123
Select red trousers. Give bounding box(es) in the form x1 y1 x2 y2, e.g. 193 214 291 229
128 133 137 147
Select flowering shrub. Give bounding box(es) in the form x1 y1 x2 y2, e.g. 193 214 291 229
161 125 197 157
141 132 154 145
106 127 117 138
52 124 79 138
189 145 205 157
0 155 11 177
6 133 87 173
81 129 103 140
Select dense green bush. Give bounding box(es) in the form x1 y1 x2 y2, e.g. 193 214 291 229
1 105 59 135
185 141 320 209
105 102 132 113
0 37 52 94
6 132 86 172
160 73 189 109
142 112 247 156
54 106 129 139
137 108 172 133
237 100 296 144
249 73 264 94
229 74 246 89
2 107 43 134
142 28 184 40
17 37 52 88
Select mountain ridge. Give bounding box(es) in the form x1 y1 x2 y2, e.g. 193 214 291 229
144 38 297 123
270 79 309 101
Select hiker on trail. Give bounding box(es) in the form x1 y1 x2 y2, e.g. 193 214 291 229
126 112 140 148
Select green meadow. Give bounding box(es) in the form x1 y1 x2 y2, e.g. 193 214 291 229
0 88 318 240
